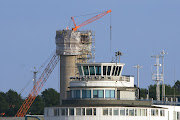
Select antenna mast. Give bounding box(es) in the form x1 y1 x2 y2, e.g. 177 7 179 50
133 64 142 99
33 67 38 97
160 50 167 101
151 55 163 101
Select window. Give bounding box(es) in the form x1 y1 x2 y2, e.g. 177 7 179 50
107 66 111 75
105 90 115 98
156 109 159 116
78 66 83 75
61 108 65 116
82 90 91 98
54 108 59 116
95 66 101 75
151 109 155 116
89 66 95 75
69 108 74 115
142 109 146 116
86 108 92 115
82 108 85 115
160 109 165 116
118 67 121 76
120 108 125 116
115 66 119 76
93 90 104 98
76 108 81 115
83 66 89 75
109 108 112 115
113 108 119 115
93 108 96 116
129 108 134 116
103 66 106 75
112 66 116 76
71 90 80 98
103 108 108 115
136 108 141 116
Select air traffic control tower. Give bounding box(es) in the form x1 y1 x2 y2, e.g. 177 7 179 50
55 30 95 104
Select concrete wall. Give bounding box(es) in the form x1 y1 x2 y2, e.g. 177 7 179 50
60 55 76 102
0 117 24 120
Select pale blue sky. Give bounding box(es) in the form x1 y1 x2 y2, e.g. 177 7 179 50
1 0 180 97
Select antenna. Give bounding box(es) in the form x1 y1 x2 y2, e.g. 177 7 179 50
133 64 143 99
151 55 163 101
115 51 123 63
160 50 167 101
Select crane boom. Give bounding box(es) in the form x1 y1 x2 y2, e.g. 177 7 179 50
72 10 111 31
15 53 60 117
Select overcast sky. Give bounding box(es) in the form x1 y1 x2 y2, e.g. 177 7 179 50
1 0 180 97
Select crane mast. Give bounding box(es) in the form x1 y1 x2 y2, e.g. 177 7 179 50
15 53 60 117
71 10 111 31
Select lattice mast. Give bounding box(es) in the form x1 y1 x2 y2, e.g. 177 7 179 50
151 55 163 101
15 53 60 117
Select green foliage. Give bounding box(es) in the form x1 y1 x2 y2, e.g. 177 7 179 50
42 88 60 107
140 88 148 98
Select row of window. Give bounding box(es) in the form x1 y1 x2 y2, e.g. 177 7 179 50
71 90 115 99
102 108 148 116
53 108 96 116
78 65 122 76
49 108 165 117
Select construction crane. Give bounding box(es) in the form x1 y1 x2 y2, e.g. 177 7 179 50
15 53 60 117
71 10 111 31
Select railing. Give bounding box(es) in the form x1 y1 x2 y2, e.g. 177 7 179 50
70 76 130 82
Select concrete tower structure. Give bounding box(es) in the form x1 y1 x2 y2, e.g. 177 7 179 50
55 30 94 104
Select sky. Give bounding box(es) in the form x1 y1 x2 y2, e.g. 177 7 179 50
0 0 180 98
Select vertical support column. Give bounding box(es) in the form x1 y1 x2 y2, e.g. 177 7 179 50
60 55 76 104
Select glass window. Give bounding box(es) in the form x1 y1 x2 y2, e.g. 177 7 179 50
95 66 101 75
61 108 65 116
115 66 119 76
160 109 165 116
69 108 74 115
89 66 95 75
93 108 96 116
71 90 80 98
103 108 108 115
113 108 119 115
136 109 141 116
112 66 116 76
82 90 91 98
118 67 121 76
129 108 134 116
177 112 180 119
107 66 111 75
120 108 125 116
151 109 155 116
54 108 59 116
156 109 159 116
82 108 85 115
83 66 89 75
86 108 92 115
93 90 104 98
105 90 115 98
109 108 112 115
142 109 146 116
65 108 68 116
78 66 83 75
76 108 81 115
103 66 106 75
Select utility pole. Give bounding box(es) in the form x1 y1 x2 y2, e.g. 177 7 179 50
133 64 142 99
151 55 163 101
160 50 167 101
115 51 123 63
33 67 38 96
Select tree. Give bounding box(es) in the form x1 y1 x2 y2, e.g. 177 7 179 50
0 92 8 116
5 89 23 116
28 95 44 115
41 88 60 107
173 80 180 95
140 88 148 99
